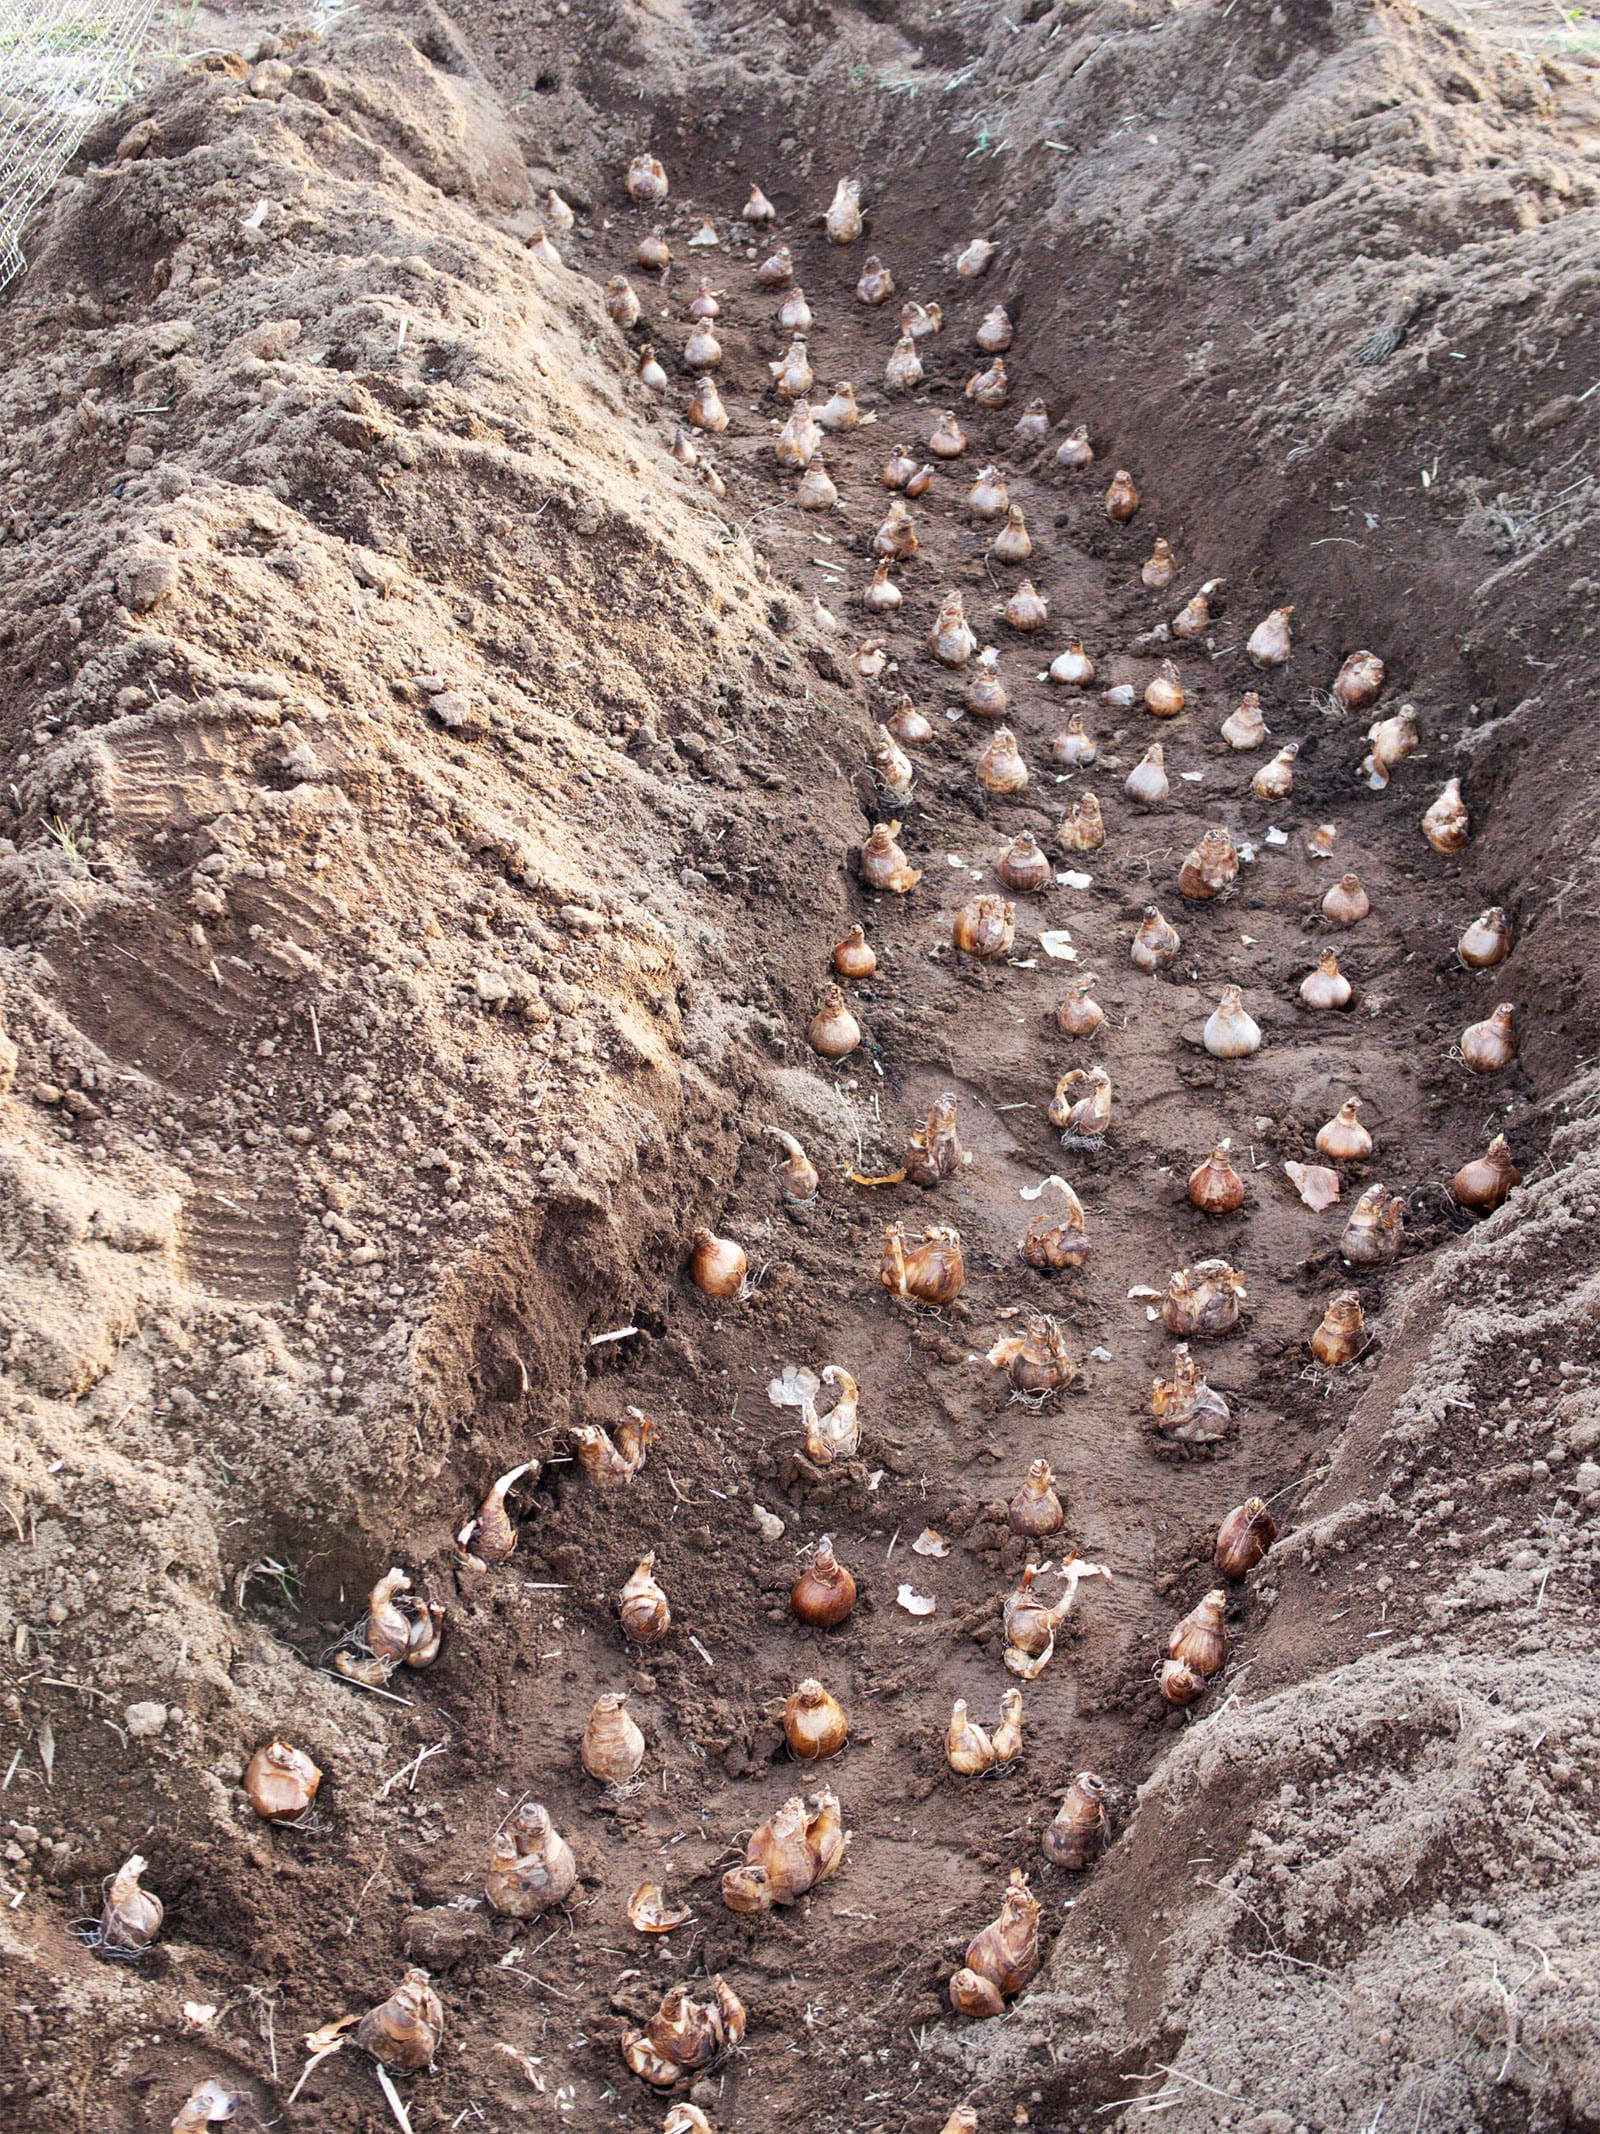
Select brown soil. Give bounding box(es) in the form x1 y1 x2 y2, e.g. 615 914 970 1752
1 0 1598 2130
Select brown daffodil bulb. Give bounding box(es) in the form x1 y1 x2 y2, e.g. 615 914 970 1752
975 728 1028 794
967 646 1008 718
966 358 1010 408
809 983 863 1059
1142 537 1177 590
795 460 837 509
804 1366 862 1464
1188 1142 1245 1216
977 303 1014 351
1003 580 1048 634
622 1977 745 2091
682 324 722 371
906 464 935 497
1221 692 1268 750
967 466 1009 519
1059 792 1106 851
784 1679 849 1760
1150 1344 1231 1445
956 236 996 276
1104 469 1139 521
825 176 864 243
1056 977 1105 1037
1022 1183 1091 1270
791 1537 857 1627
757 244 795 287
1322 874 1370 927
885 335 924 391
358 1969 444 2073
818 381 866 433
1056 425 1093 470
1251 741 1299 801
1049 639 1095 687
930 591 978 667
998 831 1052 894
742 183 776 222
1462 1003 1517 1074
929 410 969 459
688 278 721 319
1333 649 1385 711
1316 1098 1372 1162
1049 1065 1112 1140
1043 1772 1109 1870
888 695 934 745
1179 827 1238 900
1453 1133 1521 1214
833 924 877 979
882 446 918 489
902 298 943 339
775 401 822 470
1246 605 1293 669
1422 776 1469 854
1163 1260 1246 1338
1131 906 1180 972
1015 396 1050 444
874 498 918 558
946 1698 998 1777
1008 1458 1064 1537
1362 705 1418 789
619 1554 672 1644
856 253 895 304
1311 1290 1365 1367
988 1312 1077 1399
638 346 669 393
860 820 922 894
102 1853 163 1954
950 1870 1040 2016
1125 742 1168 807
1300 949 1352 1010
1052 715 1098 771
770 338 813 400
721 1788 849 1912
1172 579 1223 640
1169 1589 1229 1678
1458 906 1512 970
460 1460 538 1563
626 153 668 203
637 228 671 272
905 1093 966 1188
1215 1498 1278 1580
993 504 1032 563
1144 661 1185 717
582 1693 646 1785
863 559 903 616
1159 1656 1206 1706
573 1408 654 1486
881 1222 965 1306
953 893 1016 960
604 275 641 327
486 1801 577 1918
1340 1185 1405 1266
690 1226 747 1296
245 1740 322 1823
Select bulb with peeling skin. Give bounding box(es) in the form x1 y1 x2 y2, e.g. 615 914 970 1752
1333 649 1385 710
975 728 1028 795
1053 712 1097 767
1362 705 1418 789
881 1222 965 1305
795 460 836 510
950 1871 1040 2017
904 1095 965 1187
357 1969 444 2073
1015 396 1050 444
1172 579 1223 640
172 2080 248 2131
929 410 969 458
1058 793 1106 851
1049 1065 1112 1139
873 498 917 559
1003 581 1048 634
1214 1498 1278 1579
946 1699 997 1777
619 1554 671 1644
784 1679 849 1760
1023 1183 1091 1270
966 647 1008 718
1340 1184 1405 1266
976 304 1014 351
1247 605 1293 668
993 504 1032 563
757 244 795 287
930 591 978 667
902 300 942 340
997 832 1052 894
1221 692 1268 750
1049 639 1095 687
486 1801 577 1918
1150 1344 1232 1444
818 381 865 433
966 358 1009 408
626 153 668 203
583 1693 646 1785
967 466 1009 520
622 1978 745 2091
1179 827 1237 899
1251 742 1299 801
1104 468 1138 520
1144 661 1184 717
1131 906 1179 971
1422 776 1470 854
101 1853 163 1953
775 402 822 471
770 339 813 399
1312 1289 1366 1366
1163 1260 1246 1338
245 1740 322 1822
856 253 894 304
885 335 924 392
860 821 921 894
604 276 640 327
687 378 729 432
1169 1589 1229 1677
768 1127 819 1202
824 177 863 243
1043 1772 1109 1870
1056 425 1093 470
573 1408 653 1486
1142 538 1177 590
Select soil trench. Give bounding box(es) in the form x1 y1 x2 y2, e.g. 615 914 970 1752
1 0 1598 2129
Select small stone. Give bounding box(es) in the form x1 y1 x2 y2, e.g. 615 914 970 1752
124 1701 168 1738
248 58 294 97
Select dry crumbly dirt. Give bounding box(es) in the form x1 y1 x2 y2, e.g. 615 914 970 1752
0 0 1598 2128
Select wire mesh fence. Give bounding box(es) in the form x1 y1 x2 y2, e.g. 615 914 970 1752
0 0 159 292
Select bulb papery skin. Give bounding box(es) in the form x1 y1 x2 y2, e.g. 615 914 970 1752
1131 906 1179 971
949 1870 1040 2018
1251 742 1299 801
1142 538 1177 591
1022 1184 1091 1270
977 304 1014 351
956 237 997 278
1058 793 1105 851
582 1693 646 1785
975 728 1028 795
1203 986 1261 1059
1144 661 1184 717
1333 649 1385 711
1043 1774 1109 1870
1172 580 1221 641
880 1222 965 1306
1150 1343 1232 1444
1458 907 1512 969
1339 1185 1405 1267
1215 1498 1278 1580
1004 580 1048 633
1311 1289 1365 1366
1053 713 1097 767
1169 1589 1230 1678
966 358 1010 408
902 300 943 340
245 1739 323 1822
824 177 864 244
1362 705 1419 788
1162 1261 1246 1339
1105 469 1138 521
1461 1003 1518 1075
967 646 1008 717
626 154 668 204
757 244 795 286
953 894 1016 960
1179 827 1237 899
795 460 837 510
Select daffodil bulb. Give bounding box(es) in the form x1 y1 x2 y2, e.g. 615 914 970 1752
1150 1343 1232 1443
776 287 813 336
1340 1184 1405 1267
689 279 721 320
1171 579 1223 641
582 1692 646 1785
775 402 822 470
975 727 1028 794
966 358 1009 408
1203 986 1261 1059
1220 692 1267 749
946 1699 997 1776
1162 1261 1246 1339
1458 906 1512 969
1104 468 1138 520
930 591 978 667
1144 660 1184 717
872 723 914 799
809 984 863 1059
860 559 900 614
885 335 924 391
1422 776 1469 854
1015 396 1050 444
881 1221 965 1306
888 695 933 744
626 153 668 204
769 1126 820 1201
906 463 935 496
545 189 575 231
1058 793 1105 851
1141 537 1176 590
669 427 699 466
1125 743 1168 807
902 299 942 339
1052 713 1097 767
1300 949 1351 1009
1322 873 1369 926
824 177 864 243
856 253 895 304
795 460 838 511
637 227 671 272
1049 1064 1112 1139
1001 580 1045 634
1315 1097 1372 1161
1333 648 1385 711
742 182 776 222
1179 826 1238 899
770 339 814 400
976 303 1014 352
997 831 1052 894
619 1554 672 1644
687 378 729 432
529 223 564 267
954 647 999 717
1056 976 1104 1036
881 446 918 489
1022 1184 1091 1269
874 498 917 558
1311 1289 1365 1366
904 1094 966 1186
967 465 1009 519
929 410 969 458
784 1679 849 1759
1131 905 1179 971
1189 1141 1245 1215
1251 742 1299 801
990 1311 1078 1399
604 275 641 327
1362 705 1418 788
860 820 921 894
956 236 996 277
1056 425 1094 470
699 461 726 502
950 1871 1040 2018
637 346 668 393
992 504 1031 562
953 893 1016 959
682 325 722 372
1461 1002 1517 1075
1453 1133 1521 1214
690 1227 747 1295
1047 639 1094 687
757 244 795 287
1246 605 1293 669
817 381 865 432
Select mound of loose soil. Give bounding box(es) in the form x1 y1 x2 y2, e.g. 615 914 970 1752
0 0 1597 2127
